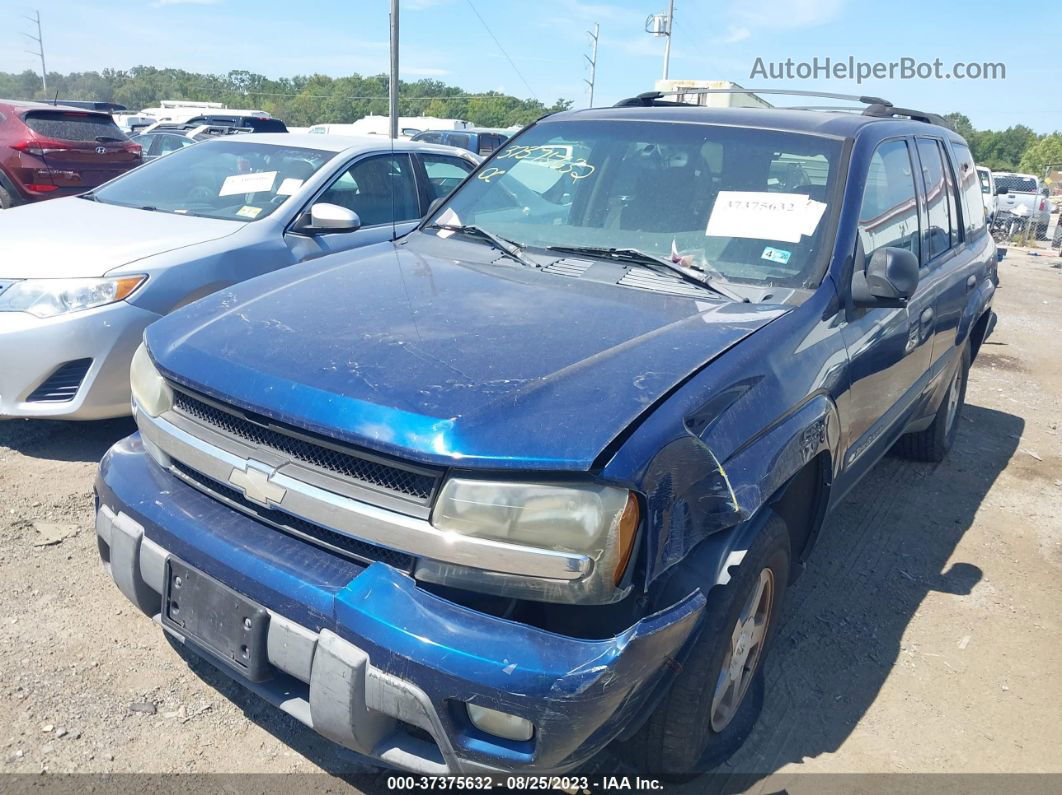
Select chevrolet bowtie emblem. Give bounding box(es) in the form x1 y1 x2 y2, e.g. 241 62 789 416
228 460 286 507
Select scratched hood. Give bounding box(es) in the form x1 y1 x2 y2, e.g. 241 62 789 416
147 235 787 470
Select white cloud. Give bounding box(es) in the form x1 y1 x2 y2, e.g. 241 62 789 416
151 0 220 7
716 26 751 44
403 66 450 77
405 0 450 9
734 0 845 30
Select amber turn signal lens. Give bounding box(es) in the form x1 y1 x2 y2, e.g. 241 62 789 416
613 492 640 585
113 276 147 302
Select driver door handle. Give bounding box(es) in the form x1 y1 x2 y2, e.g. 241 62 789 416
966 275 977 293
920 307 934 326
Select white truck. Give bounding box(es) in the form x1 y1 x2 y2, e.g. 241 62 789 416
993 171 1051 239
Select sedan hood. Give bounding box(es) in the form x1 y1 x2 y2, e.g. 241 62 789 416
147 235 788 471
0 198 241 279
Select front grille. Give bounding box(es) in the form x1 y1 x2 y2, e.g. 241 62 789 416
172 390 440 505
172 461 416 572
27 358 92 402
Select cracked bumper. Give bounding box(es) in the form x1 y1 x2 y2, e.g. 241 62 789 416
95 435 705 774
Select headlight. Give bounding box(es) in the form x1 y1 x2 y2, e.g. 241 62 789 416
130 343 172 417
431 479 640 587
0 275 145 318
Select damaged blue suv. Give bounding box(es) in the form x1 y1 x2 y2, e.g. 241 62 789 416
95 91 998 777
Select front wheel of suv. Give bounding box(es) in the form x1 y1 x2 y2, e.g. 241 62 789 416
623 513 790 780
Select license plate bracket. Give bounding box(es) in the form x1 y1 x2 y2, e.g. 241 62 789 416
161 558 272 682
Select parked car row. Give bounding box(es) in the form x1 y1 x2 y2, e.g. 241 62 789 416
976 166 1054 239
3 94 1000 779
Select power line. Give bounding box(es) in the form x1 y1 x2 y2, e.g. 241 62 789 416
462 0 538 100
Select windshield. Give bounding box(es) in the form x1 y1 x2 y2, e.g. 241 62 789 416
994 175 1038 193
429 120 842 288
91 139 333 221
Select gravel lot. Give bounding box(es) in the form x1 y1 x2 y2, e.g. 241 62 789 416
1 247 1060 790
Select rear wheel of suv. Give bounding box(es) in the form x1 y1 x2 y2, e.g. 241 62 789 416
624 513 790 779
0 185 14 210
896 342 970 462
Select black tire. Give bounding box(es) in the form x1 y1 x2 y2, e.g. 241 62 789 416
0 185 14 210
896 342 970 463
1035 223 1049 241
624 513 790 779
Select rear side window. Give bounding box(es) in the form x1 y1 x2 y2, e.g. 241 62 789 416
858 139 920 264
953 142 986 235
994 175 1038 192
916 139 954 261
421 154 474 201
23 110 125 142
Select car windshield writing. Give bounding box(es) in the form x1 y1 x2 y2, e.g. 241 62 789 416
432 120 842 287
90 140 332 221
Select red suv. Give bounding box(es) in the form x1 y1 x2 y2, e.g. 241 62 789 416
0 100 142 209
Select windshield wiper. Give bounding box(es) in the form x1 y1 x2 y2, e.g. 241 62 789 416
544 245 749 303
427 223 538 269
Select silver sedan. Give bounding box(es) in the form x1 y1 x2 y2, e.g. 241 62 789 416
0 133 480 419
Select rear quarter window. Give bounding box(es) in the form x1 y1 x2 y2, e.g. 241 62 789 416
22 111 126 142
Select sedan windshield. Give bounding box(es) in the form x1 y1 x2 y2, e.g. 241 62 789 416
91 140 333 221
430 120 843 288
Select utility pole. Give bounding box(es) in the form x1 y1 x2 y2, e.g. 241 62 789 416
584 23 599 108
21 11 47 95
661 0 674 81
389 0 399 139
645 1 675 81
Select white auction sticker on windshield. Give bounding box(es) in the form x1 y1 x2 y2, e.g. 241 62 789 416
276 177 304 196
706 191 827 244
219 171 277 197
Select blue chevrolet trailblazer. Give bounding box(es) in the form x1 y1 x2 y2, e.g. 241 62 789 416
95 91 998 778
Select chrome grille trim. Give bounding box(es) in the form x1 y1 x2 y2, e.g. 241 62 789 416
169 388 441 519
136 408 592 582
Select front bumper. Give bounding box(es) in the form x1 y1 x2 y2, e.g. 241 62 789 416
95 435 705 775
0 300 161 419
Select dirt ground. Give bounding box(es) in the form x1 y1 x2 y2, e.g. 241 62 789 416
1 247 1060 791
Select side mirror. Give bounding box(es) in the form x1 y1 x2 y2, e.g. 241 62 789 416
299 202 360 232
852 247 919 308
995 185 1009 195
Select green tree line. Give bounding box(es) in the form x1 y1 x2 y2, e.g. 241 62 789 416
944 113 1062 175
0 67 572 129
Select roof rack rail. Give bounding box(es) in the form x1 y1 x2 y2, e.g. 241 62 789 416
614 88 951 128
614 88 893 108
861 103 952 128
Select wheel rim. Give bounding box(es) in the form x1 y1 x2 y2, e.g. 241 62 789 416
945 363 963 434
710 568 774 732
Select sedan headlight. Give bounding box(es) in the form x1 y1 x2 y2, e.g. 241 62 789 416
130 343 172 417
0 276 146 318
431 479 640 590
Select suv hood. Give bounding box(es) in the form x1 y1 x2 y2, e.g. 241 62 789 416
0 197 241 279
147 236 788 471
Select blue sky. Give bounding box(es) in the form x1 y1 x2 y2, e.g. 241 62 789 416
3 0 1059 132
